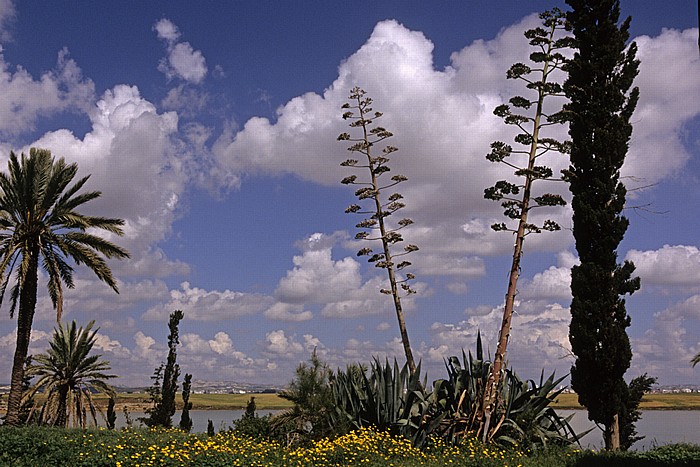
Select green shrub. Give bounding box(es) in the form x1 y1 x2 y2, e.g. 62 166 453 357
639 443 700 466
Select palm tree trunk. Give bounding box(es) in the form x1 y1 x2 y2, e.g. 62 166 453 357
5 246 39 426
55 386 69 428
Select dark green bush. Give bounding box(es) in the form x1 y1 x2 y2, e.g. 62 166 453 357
230 413 275 439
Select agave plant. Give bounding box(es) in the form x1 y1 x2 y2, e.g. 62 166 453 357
428 333 582 449
496 370 583 449
332 357 431 445
332 333 583 450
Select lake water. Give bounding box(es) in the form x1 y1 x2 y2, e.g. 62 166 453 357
560 410 700 450
116 410 278 434
118 409 699 451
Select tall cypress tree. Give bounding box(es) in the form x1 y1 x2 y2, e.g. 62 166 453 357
143 309 184 428
564 0 640 450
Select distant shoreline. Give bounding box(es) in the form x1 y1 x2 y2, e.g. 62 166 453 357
2 391 700 413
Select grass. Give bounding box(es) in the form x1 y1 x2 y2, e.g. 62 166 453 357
551 393 700 410
91 392 294 411
0 425 699 466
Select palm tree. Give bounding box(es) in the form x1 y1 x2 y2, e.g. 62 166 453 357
692 352 700 367
23 320 116 428
0 148 129 426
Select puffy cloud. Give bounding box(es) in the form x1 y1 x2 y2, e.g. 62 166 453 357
630 295 700 382
623 28 700 183
208 331 234 355
264 330 304 356
263 302 313 322
432 302 573 377
275 248 361 303
93 332 131 358
27 84 186 280
212 16 576 273
155 19 208 84
142 281 273 321
0 48 95 136
213 20 698 276
154 18 180 42
626 245 700 288
133 331 157 361
270 232 425 319
62 278 170 316
519 266 571 301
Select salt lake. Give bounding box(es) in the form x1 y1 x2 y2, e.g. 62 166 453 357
118 409 699 451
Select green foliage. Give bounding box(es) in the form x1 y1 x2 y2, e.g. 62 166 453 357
143 309 184 428
179 373 194 432
245 395 257 417
619 373 657 450
23 320 116 428
338 87 419 375
639 443 700 466
272 350 337 444
0 148 129 426
2 425 697 466
0 426 82 466
564 0 641 449
231 413 277 441
332 358 428 445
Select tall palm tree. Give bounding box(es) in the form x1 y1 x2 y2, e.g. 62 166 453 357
23 320 116 428
692 352 700 367
0 148 129 426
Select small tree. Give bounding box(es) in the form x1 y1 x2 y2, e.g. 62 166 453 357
338 87 420 375
179 373 193 432
481 9 571 440
272 350 335 443
23 320 116 428
143 309 184 428
620 373 656 450
245 396 257 418
564 0 641 450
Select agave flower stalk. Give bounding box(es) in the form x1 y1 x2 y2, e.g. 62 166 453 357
338 87 419 375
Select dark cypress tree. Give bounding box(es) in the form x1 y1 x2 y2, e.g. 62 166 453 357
144 310 184 428
564 0 641 450
179 373 193 432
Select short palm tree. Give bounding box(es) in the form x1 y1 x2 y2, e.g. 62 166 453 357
24 320 116 428
0 148 129 426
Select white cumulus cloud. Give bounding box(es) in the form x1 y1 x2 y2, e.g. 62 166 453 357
626 244 700 287
142 281 273 321
155 18 208 84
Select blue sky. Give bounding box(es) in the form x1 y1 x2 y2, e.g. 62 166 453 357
0 0 698 388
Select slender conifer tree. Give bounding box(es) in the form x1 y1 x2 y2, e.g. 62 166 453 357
564 0 641 450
